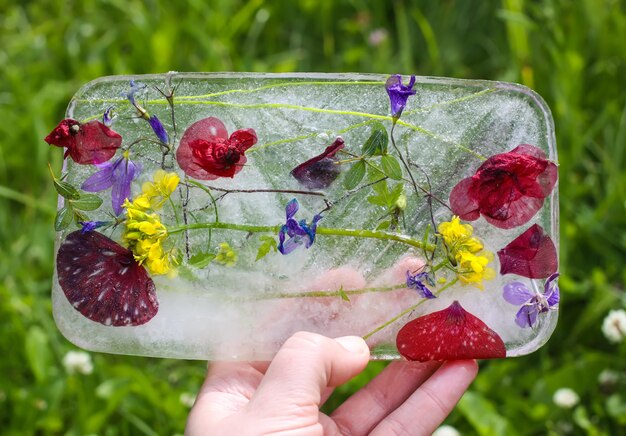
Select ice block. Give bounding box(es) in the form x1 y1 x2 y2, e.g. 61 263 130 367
47 72 559 361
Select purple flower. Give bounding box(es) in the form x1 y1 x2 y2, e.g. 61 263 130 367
503 273 560 328
148 115 169 144
278 199 322 255
385 74 416 119
79 221 108 233
81 152 141 216
126 80 147 108
406 271 436 299
103 107 117 127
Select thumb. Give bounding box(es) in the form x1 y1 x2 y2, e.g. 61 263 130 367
248 332 369 415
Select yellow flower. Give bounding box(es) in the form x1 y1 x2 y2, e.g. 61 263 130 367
455 250 495 290
215 242 238 267
141 170 180 210
438 216 473 244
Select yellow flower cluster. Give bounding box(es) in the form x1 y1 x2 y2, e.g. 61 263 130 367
438 216 495 289
215 242 237 267
123 171 180 276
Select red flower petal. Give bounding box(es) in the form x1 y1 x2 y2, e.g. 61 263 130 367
291 137 345 189
56 230 158 326
497 224 558 278
449 144 557 229
45 119 122 165
176 117 257 180
396 301 506 361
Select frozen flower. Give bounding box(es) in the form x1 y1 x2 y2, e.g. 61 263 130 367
103 106 117 127
602 309 626 343
179 392 196 408
215 242 238 266
385 74 416 119
438 216 495 289
278 198 322 255
148 115 169 144
406 271 436 299
79 221 108 234
139 170 180 210
450 144 558 229
553 388 580 409
62 351 93 375
126 80 148 118
432 425 461 436
503 273 560 328
497 224 558 279
81 151 141 216
45 119 122 165
176 117 257 180
290 137 345 189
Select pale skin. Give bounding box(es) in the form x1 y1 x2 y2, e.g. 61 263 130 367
185 331 478 436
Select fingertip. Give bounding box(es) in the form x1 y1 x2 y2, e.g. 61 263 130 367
334 335 370 356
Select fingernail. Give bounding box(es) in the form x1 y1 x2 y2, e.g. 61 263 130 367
335 336 368 354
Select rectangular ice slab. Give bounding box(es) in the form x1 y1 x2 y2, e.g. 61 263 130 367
50 73 559 361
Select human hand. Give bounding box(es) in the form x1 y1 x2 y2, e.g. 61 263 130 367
186 331 478 435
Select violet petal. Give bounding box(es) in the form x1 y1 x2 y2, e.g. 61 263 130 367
503 282 535 305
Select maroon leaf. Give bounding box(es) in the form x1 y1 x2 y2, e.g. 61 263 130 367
396 301 506 361
498 224 558 278
56 230 158 326
449 144 557 229
291 137 345 189
45 119 122 165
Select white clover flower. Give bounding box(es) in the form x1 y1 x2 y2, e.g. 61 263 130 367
602 309 626 343
553 388 580 409
598 369 619 386
432 425 461 436
62 350 93 375
179 392 196 408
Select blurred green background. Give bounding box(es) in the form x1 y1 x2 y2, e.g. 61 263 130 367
1 0 625 434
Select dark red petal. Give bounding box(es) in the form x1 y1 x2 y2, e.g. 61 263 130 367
497 224 558 278
70 121 122 164
449 177 480 221
45 119 81 149
396 301 506 361
56 230 158 326
176 117 229 180
510 143 547 160
291 138 345 189
229 128 258 152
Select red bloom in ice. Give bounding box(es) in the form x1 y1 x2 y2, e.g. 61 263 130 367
396 301 506 361
291 137 345 189
56 230 158 326
176 117 257 180
498 224 558 278
449 144 557 229
45 119 122 165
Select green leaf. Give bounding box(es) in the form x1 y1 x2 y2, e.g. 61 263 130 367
54 205 73 231
73 209 89 224
457 391 514 436
343 159 366 190
53 178 80 200
366 195 387 207
70 194 103 211
375 220 391 230
338 286 350 302
189 252 216 269
362 122 388 156
25 326 50 383
256 235 278 261
380 155 402 180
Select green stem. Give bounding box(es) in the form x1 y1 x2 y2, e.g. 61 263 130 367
362 278 459 340
168 222 436 251
257 283 407 300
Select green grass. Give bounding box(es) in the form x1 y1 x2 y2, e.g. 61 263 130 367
1 0 625 434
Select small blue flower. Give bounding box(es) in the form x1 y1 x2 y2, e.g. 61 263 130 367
126 80 147 108
385 74 416 119
79 221 108 233
81 151 141 216
148 115 169 144
406 271 436 299
278 199 322 255
503 273 560 328
103 107 117 127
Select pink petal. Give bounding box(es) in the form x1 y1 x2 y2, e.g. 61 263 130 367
498 224 558 278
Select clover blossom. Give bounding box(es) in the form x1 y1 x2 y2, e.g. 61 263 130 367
503 273 559 328
81 151 141 216
406 271 436 299
438 216 495 289
385 74 416 120
278 199 322 255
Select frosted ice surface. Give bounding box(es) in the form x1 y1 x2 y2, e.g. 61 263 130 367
53 73 558 360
